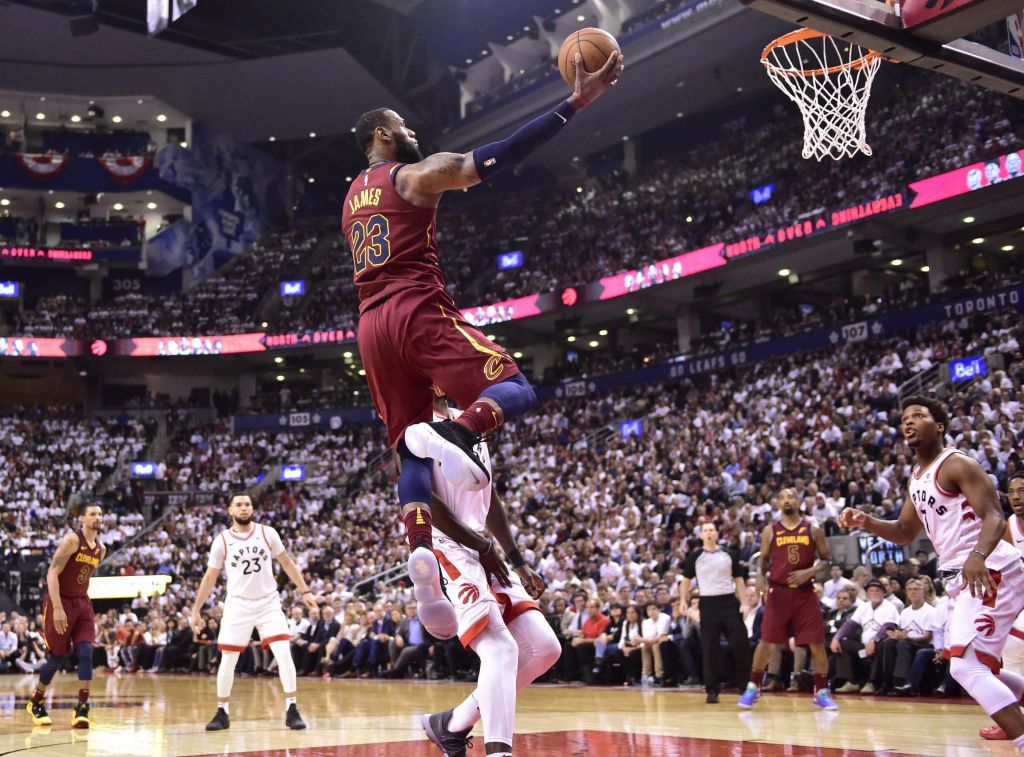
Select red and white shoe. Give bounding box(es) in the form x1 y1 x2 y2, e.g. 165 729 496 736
979 725 1008 740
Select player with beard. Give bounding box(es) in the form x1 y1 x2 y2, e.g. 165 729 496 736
738 488 838 710
343 52 624 640
841 398 1024 753
26 503 105 728
189 494 318 732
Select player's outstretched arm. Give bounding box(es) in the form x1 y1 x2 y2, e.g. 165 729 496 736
837 497 923 545
398 51 623 202
275 550 318 611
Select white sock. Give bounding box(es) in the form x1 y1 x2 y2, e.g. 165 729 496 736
1013 733 1024 754
219 701 229 713
217 650 239 700
269 640 297 695
284 696 296 710
449 693 479 732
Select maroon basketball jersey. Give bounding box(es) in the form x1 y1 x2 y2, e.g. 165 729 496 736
769 518 816 587
342 161 446 314
58 529 101 598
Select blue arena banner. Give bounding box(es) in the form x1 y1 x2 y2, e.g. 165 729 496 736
281 464 306 481
281 280 305 297
949 355 988 382
0 281 20 298
498 251 523 270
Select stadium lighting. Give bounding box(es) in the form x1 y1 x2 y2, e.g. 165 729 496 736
685 215 693 223
113 203 124 211
971 237 984 244
507 35 513 41
111 115 122 123
156 114 167 122
599 329 608 336
180 141 188 148
0 110 9 118
486 334 496 340
567 335 576 343
261 321 268 328
345 176 352 182
676 112 683 118
1002 245 1015 252
626 308 635 316
588 340 599 347
276 375 285 382
577 14 585 21
147 202 157 210
962 216 975 223
54 201 65 209
307 177 315 183
778 268 791 277
269 136 276 142
70 114 81 123
465 58 473 64
35 112 45 120
576 186 583 193
920 265 930 272
890 259 902 266
358 369 366 376
309 132 317 138
0 199 7 206
513 351 523 359
274 356 284 364
343 351 353 358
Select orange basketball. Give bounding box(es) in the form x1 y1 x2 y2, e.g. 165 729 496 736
558 28 620 88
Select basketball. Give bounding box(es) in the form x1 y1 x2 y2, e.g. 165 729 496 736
558 28 620 87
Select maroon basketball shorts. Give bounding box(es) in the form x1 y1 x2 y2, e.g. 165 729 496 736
760 584 826 646
358 287 520 448
43 595 96 656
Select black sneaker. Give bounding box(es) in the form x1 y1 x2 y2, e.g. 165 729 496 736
71 702 91 729
285 703 306 730
25 699 52 726
705 689 720 704
205 707 230 731
421 709 473 757
404 420 490 491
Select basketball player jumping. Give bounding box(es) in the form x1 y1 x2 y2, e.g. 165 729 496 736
343 51 623 639
840 397 1024 752
189 494 318 732
738 488 839 711
420 395 560 757
26 503 104 728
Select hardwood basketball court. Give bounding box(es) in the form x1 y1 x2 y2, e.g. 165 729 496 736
0 672 1015 756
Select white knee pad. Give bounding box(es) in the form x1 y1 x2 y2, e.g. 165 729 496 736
950 647 1018 717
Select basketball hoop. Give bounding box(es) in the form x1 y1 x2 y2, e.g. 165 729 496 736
761 29 883 161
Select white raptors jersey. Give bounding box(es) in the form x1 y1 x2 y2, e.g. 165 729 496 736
430 411 493 535
208 524 285 599
909 448 1018 572
1008 514 1024 558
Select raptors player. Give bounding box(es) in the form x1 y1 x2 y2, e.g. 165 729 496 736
981 473 1024 740
840 397 1024 752
343 51 623 639
419 395 560 757
26 503 104 728
738 488 838 711
189 494 317 732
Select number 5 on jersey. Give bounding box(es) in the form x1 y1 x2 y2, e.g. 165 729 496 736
350 213 391 277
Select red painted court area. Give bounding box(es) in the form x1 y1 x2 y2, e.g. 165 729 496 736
194 731 921 757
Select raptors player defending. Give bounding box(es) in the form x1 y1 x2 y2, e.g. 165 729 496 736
189 494 317 732
419 395 560 757
981 473 1024 740
26 503 104 728
344 51 623 639
840 397 1024 752
738 488 839 711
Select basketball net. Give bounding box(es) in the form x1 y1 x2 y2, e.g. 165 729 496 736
761 29 883 161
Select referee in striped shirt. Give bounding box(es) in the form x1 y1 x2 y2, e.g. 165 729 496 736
680 521 751 703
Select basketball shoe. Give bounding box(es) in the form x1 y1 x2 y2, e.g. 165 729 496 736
422 709 473 757
737 683 760 709
405 420 489 491
812 690 840 711
285 703 306 730
205 707 230 731
409 539 458 640
25 699 51 726
71 702 91 729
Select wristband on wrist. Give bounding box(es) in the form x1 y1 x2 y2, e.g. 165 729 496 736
479 540 493 555
509 548 526 569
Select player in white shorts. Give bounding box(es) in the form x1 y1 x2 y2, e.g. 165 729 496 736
840 397 1024 753
189 493 318 732
418 395 561 757
981 473 1024 739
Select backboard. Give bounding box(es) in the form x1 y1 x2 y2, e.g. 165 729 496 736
740 0 1024 98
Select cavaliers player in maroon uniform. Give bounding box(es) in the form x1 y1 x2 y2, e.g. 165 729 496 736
26 503 105 728
738 489 839 710
343 52 623 637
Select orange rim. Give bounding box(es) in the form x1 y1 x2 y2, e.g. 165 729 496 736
761 28 881 77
